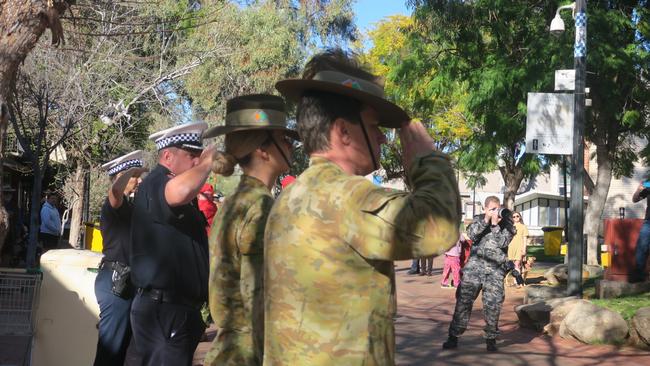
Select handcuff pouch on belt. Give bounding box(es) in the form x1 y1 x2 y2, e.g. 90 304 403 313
109 261 134 299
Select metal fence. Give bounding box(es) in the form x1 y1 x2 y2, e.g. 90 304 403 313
0 269 42 337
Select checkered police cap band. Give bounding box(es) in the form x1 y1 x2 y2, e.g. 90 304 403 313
154 133 202 150
107 159 144 176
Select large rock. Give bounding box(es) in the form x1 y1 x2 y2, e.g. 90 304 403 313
596 280 650 299
544 298 588 336
516 296 579 331
515 302 551 331
544 264 603 285
544 264 568 285
630 307 650 349
524 284 567 304
583 264 605 279
559 301 629 344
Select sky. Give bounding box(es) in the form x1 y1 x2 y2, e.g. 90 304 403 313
354 0 410 35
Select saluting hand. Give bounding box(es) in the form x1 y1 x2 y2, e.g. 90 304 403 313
399 120 435 172
123 166 149 178
199 144 218 167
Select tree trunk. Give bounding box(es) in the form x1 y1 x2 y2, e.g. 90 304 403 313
0 108 8 254
0 0 72 251
499 165 524 210
583 144 613 265
26 163 44 268
67 164 86 249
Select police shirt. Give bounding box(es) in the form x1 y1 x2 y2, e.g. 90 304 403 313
99 197 132 265
130 164 209 303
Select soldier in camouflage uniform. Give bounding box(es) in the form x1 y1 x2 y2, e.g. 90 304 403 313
443 196 516 352
202 95 299 366
264 49 461 365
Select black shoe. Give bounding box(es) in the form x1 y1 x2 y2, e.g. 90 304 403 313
442 335 458 349
486 338 497 352
407 269 420 275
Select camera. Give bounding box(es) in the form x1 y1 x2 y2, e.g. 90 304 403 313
498 208 512 219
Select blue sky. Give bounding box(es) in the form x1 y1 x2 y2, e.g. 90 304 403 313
354 0 410 34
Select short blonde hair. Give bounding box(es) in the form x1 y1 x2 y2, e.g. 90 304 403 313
484 196 500 207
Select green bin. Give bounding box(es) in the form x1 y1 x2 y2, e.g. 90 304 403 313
542 226 564 256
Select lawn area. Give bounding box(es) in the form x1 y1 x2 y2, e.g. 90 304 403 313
592 292 650 320
527 245 565 264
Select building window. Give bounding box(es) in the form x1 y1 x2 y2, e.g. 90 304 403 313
559 199 567 227
559 164 571 196
549 199 559 226
539 205 548 227
522 202 530 225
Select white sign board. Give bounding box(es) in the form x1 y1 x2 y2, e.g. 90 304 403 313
526 93 574 155
555 69 575 91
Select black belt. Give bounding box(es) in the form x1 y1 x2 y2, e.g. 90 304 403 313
99 260 119 270
137 288 203 309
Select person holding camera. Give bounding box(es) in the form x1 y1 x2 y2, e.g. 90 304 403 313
94 150 147 366
443 196 516 352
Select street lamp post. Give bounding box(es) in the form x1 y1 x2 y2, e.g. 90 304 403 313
551 0 587 297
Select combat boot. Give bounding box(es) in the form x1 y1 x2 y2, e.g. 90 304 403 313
486 338 498 352
442 335 458 349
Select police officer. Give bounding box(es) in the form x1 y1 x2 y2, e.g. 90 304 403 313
130 122 215 365
264 49 462 365
94 150 146 366
443 196 516 352
202 94 299 366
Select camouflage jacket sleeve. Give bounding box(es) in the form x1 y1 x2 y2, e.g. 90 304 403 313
237 195 273 255
237 195 273 334
468 216 516 249
494 224 516 249
467 216 489 243
343 151 461 261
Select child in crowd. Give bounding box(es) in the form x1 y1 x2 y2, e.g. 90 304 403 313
441 233 468 288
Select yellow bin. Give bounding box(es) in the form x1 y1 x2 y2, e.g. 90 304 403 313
84 222 103 253
542 226 563 256
601 252 610 267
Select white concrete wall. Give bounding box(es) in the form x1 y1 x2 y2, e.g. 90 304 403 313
34 249 102 366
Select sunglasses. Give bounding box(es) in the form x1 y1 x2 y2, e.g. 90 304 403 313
513 215 521 218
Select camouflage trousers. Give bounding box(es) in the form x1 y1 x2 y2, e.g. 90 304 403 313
203 328 261 366
448 266 505 340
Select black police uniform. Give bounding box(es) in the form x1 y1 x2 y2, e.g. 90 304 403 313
94 197 134 366
130 164 209 366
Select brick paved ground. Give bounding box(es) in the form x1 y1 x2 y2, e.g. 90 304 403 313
194 257 650 366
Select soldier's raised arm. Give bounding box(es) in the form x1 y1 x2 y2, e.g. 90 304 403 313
343 121 461 261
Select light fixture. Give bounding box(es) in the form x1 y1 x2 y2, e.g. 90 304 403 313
550 2 576 36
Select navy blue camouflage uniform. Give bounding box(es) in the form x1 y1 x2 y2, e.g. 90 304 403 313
448 215 515 340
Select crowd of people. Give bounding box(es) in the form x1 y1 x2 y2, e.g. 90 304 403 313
90 48 532 366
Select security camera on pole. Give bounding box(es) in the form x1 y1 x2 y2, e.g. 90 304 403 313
526 1 588 297
551 0 588 297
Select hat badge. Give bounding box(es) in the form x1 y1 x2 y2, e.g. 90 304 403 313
342 79 362 91
254 110 269 123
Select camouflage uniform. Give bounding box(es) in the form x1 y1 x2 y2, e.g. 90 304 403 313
448 215 515 340
204 175 274 366
264 153 461 365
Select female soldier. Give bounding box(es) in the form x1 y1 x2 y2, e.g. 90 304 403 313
203 94 298 366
